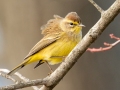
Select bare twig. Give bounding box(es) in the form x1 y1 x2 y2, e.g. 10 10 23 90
0 69 40 90
14 71 40 90
0 78 47 90
0 69 17 83
88 0 104 13
110 34 120 40
87 34 120 52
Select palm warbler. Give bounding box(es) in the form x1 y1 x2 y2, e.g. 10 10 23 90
8 12 84 75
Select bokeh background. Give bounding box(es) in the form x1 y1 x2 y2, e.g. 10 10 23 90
0 0 120 90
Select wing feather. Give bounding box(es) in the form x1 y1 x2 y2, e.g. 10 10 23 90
24 34 61 60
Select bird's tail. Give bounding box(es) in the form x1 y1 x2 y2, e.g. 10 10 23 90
7 60 29 75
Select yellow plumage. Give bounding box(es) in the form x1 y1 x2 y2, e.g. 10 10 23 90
8 12 84 75
28 32 81 65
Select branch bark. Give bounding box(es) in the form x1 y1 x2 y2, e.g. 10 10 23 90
0 69 40 90
0 0 120 90
0 79 47 90
88 0 104 13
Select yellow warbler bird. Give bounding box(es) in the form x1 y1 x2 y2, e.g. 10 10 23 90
8 12 84 75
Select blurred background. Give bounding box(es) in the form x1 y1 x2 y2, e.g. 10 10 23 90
0 0 120 90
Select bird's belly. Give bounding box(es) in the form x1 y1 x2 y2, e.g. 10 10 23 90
39 39 79 65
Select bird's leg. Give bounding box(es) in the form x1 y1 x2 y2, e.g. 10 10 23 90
45 61 53 74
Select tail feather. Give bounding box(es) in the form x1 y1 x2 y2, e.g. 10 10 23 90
7 60 28 75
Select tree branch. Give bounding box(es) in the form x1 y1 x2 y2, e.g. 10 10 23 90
0 78 47 90
89 0 104 13
40 0 120 90
0 0 120 90
87 34 120 52
0 69 17 83
0 69 40 90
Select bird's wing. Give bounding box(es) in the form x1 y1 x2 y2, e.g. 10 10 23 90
24 33 61 60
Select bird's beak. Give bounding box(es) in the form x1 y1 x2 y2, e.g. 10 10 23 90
79 24 85 27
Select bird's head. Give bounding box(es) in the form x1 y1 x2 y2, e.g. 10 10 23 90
60 12 85 34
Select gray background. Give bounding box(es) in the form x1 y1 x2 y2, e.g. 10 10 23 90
0 0 120 90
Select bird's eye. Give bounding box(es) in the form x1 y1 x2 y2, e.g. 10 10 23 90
69 22 74 25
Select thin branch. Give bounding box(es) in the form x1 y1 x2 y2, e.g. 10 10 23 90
0 69 40 90
13 70 40 90
0 78 47 90
0 69 17 83
87 34 120 52
110 34 120 40
88 0 104 13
